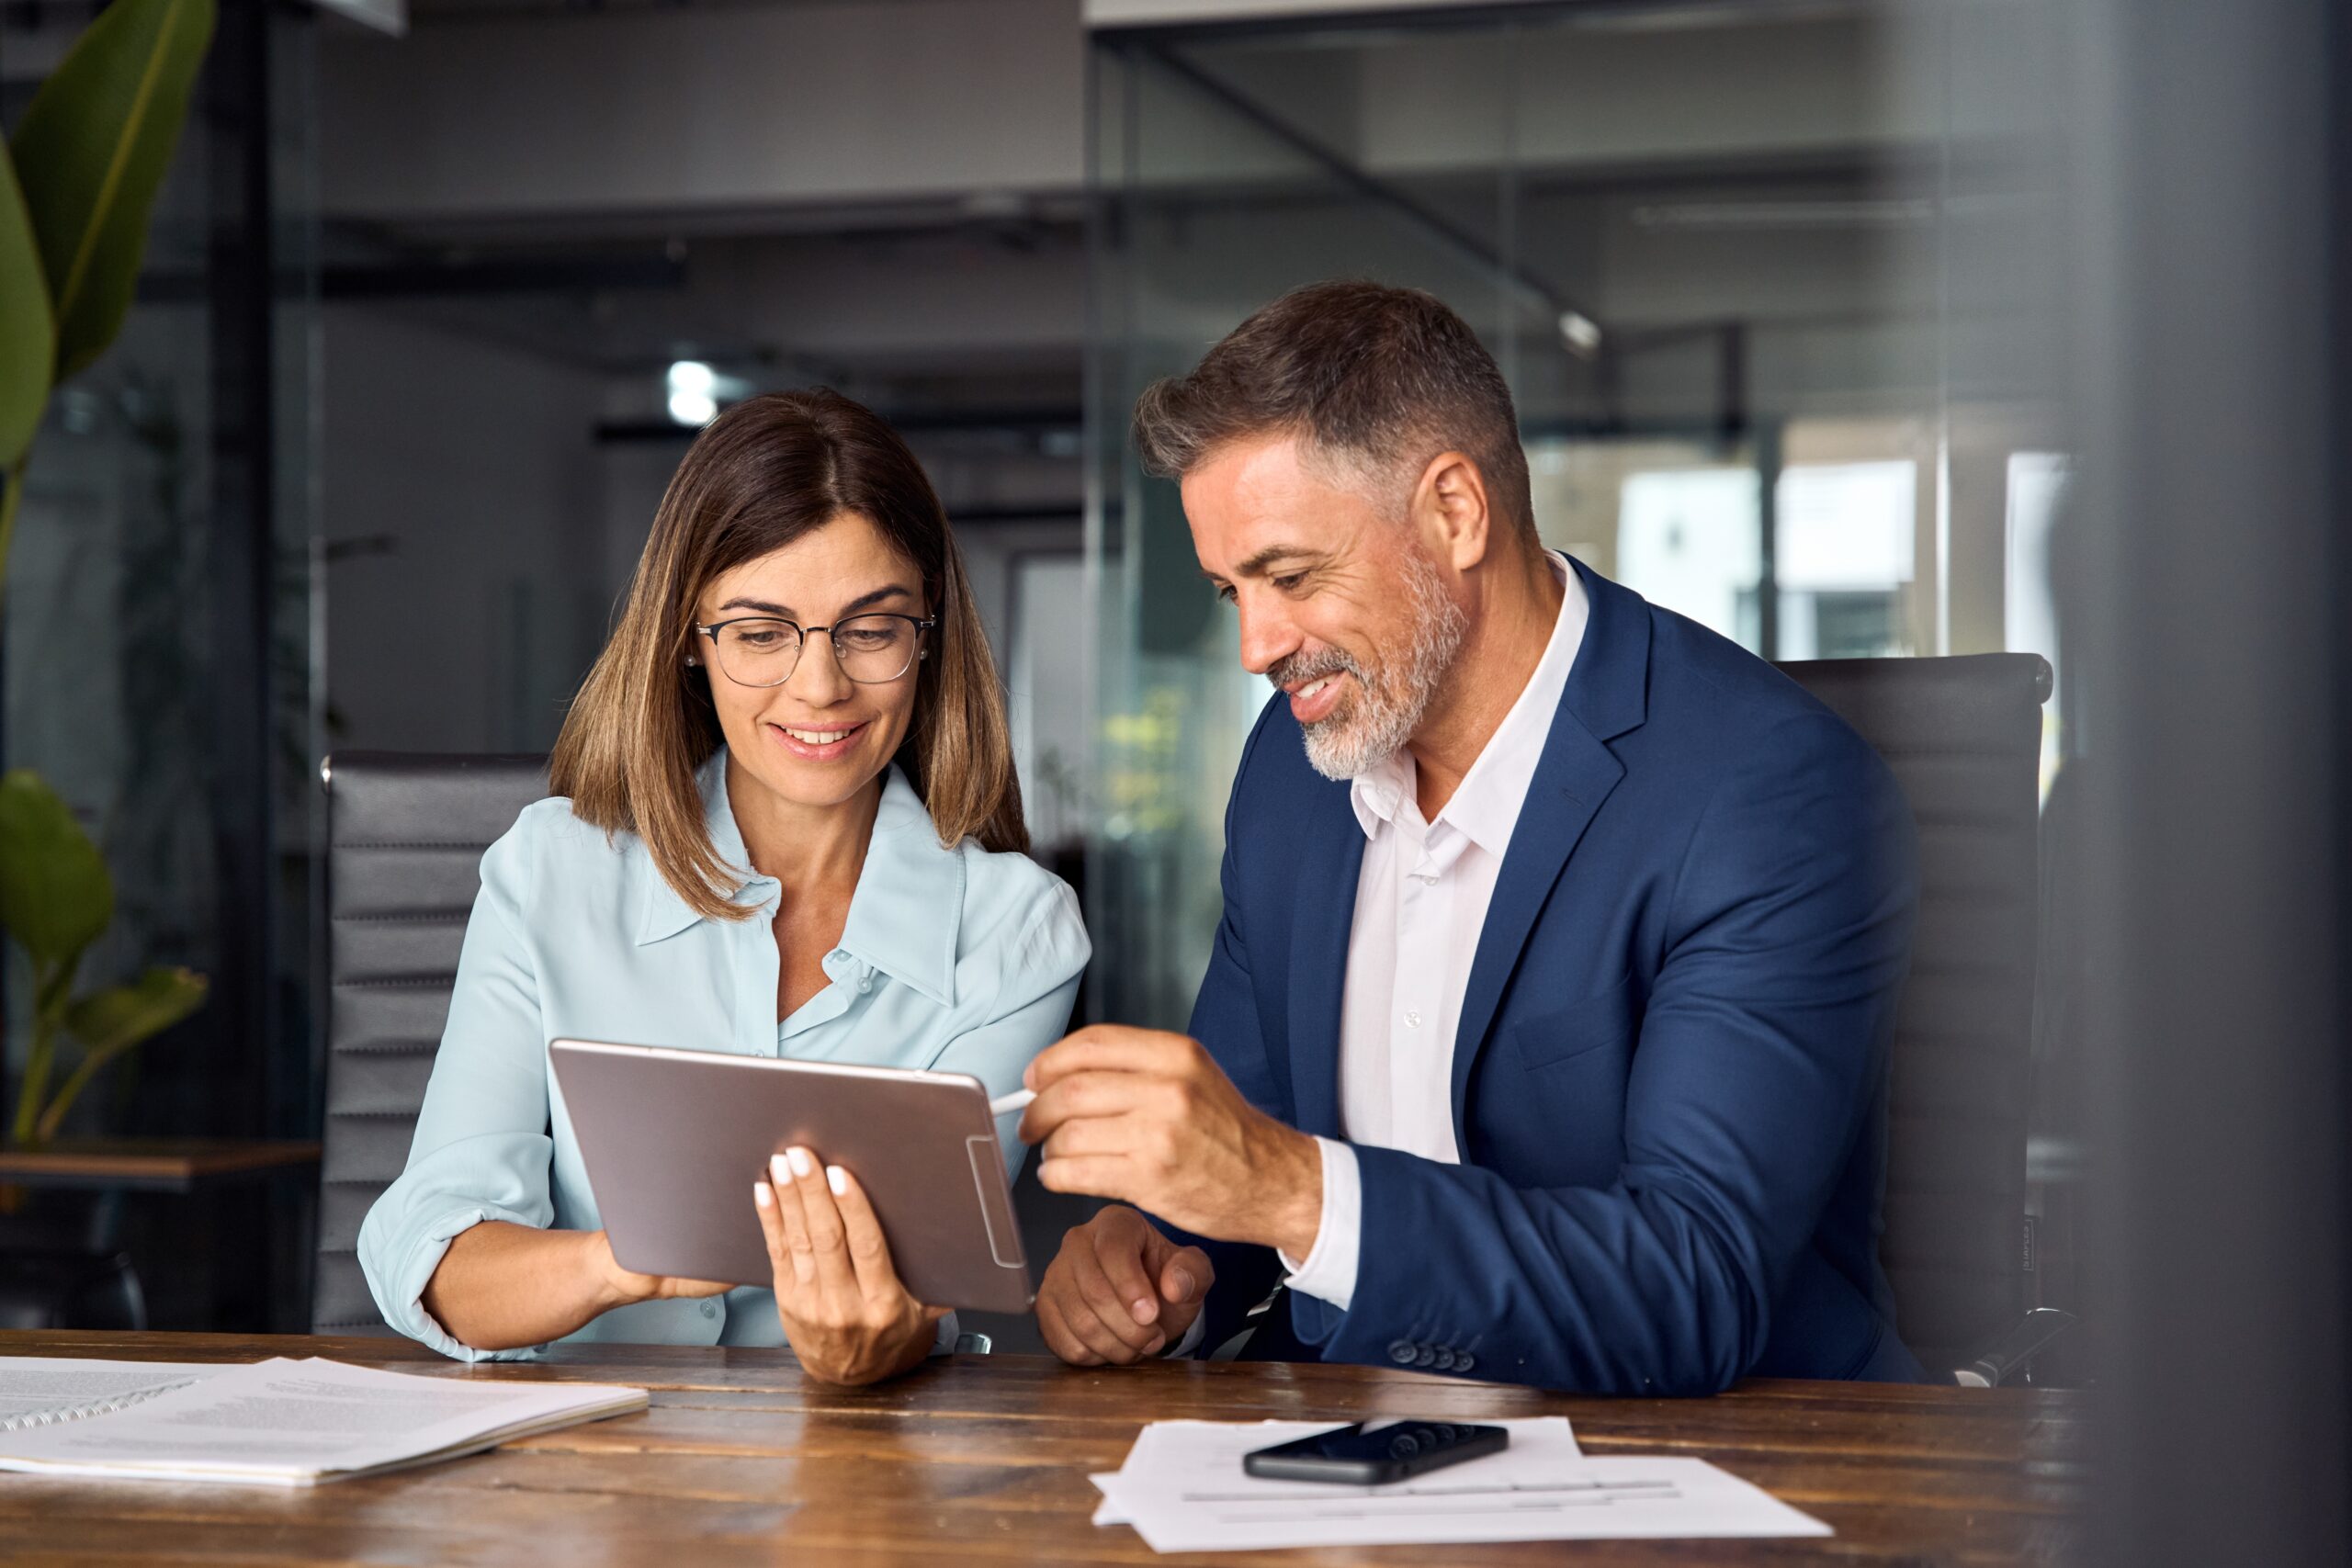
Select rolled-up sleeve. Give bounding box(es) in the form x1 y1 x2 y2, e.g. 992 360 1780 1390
929 876 1090 1172
357 826 556 1362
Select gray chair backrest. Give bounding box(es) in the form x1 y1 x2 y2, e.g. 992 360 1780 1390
1776 653 2051 1371
314 752 549 1335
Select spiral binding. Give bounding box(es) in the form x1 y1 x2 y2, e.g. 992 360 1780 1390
0 1379 196 1434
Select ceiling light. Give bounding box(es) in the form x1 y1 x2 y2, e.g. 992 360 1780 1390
666 360 718 425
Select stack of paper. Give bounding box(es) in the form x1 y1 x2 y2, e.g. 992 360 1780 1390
1091 1418 1829 1552
0 1357 647 1486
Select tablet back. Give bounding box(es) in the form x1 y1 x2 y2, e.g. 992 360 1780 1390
550 1040 1033 1314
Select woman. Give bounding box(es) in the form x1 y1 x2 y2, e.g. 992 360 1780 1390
358 390 1088 1385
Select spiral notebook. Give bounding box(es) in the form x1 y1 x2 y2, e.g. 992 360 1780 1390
0 1356 648 1485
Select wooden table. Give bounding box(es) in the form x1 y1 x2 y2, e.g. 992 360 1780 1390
0 1331 2084 1565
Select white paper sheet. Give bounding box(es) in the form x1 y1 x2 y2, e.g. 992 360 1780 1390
1088 1418 1582 1527
0 1357 648 1485
1090 1417 1829 1551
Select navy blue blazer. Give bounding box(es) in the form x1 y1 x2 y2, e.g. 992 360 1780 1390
1172 560 1924 1393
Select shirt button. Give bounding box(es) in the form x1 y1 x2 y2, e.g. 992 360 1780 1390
699 1301 718 1319
1404 1010 1422 1029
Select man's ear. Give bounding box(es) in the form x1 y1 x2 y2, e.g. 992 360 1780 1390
1413 451 1492 573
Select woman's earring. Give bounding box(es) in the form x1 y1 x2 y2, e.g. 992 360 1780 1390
684 655 699 667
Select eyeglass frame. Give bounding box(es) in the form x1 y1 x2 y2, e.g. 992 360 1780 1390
691 611 938 687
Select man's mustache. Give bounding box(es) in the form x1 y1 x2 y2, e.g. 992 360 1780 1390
1267 647 1363 690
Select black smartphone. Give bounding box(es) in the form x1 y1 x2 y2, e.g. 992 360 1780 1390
1242 1420 1510 1485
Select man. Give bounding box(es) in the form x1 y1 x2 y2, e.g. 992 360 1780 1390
1018 280 1922 1393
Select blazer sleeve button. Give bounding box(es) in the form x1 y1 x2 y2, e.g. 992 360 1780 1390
1388 1340 1418 1365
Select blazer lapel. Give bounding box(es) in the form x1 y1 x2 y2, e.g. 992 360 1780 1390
1286 795 1364 1140
1450 561 1653 1142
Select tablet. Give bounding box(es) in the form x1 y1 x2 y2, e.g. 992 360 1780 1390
548 1039 1033 1314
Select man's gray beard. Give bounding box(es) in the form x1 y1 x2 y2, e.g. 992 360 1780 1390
1297 551 1468 781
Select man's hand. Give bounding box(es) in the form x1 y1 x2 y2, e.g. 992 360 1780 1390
1036 1204 1212 1366
1018 1026 1322 1256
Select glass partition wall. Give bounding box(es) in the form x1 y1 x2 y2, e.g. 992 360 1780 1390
0 0 324 1330
1084 0 2070 1032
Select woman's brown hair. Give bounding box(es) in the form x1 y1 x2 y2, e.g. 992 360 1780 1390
551 389 1026 920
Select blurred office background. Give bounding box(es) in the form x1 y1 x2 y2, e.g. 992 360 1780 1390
0 1 2342 1560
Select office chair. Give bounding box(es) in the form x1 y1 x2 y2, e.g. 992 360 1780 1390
1778 653 2072 1386
314 753 551 1336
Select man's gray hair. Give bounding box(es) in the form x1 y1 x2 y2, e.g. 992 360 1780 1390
1130 279 1535 537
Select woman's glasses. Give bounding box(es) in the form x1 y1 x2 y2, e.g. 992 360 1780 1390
695 614 935 687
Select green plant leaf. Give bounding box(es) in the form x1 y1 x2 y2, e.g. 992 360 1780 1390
0 144 53 471
42 965 206 1143
9 0 217 383
0 769 113 970
62 964 206 1057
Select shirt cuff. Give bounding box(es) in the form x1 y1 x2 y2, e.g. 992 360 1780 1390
1162 1314 1208 1359
1276 1137 1361 1314
377 1206 548 1363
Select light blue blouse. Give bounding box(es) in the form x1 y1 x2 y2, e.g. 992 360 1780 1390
358 751 1089 1361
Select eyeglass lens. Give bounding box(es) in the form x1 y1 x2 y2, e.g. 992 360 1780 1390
709 615 922 685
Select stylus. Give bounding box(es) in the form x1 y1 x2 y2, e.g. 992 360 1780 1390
989 1089 1036 1116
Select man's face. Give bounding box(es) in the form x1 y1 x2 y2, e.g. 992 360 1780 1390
1183 433 1466 779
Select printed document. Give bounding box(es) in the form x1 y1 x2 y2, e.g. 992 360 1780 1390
1091 1417 1829 1551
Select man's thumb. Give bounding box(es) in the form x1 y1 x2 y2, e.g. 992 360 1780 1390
1161 1249 1206 1303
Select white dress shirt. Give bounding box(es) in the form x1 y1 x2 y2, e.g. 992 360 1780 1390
1279 551 1588 1312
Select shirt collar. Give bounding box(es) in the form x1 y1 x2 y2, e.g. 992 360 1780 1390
635 751 964 1008
1347 550 1589 859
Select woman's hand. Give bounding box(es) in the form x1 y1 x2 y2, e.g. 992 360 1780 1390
755 1147 949 1386
592 1232 732 1310
424 1223 729 1353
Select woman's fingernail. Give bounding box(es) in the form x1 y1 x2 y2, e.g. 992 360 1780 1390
770 1155 791 1184
787 1147 814 1179
826 1165 848 1196
754 1182 772 1210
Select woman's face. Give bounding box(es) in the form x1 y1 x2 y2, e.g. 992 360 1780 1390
693 511 929 816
